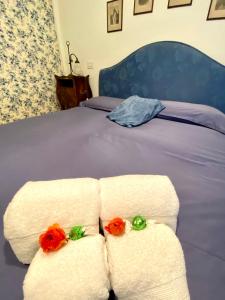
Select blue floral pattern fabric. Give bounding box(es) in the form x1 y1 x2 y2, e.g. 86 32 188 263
0 0 62 124
107 96 165 127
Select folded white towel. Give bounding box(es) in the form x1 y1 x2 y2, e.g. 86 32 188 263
100 175 188 299
23 235 110 300
105 223 190 300
4 178 100 263
100 175 179 231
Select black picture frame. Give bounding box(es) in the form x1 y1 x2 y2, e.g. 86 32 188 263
207 0 225 20
133 0 154 15
107 0 123 33
168 0 192 9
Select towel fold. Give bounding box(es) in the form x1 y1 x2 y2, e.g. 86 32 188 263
105 224 190 300
23 235 110 300
4 178 100 263
100 175 179 231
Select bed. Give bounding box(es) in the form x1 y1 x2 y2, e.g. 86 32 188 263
0 41 225 300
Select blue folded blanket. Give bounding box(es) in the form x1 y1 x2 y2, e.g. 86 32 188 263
107 95 165 127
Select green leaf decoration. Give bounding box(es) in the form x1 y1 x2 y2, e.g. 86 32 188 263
69 226 85 241
132 215 147 231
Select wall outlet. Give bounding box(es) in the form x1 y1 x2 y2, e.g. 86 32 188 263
87 62 94 69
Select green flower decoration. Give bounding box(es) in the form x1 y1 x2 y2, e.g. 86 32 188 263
69 226 85 241
132 215 147 231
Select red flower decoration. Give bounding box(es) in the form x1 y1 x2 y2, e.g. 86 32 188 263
39 224 67 253
105 217 125 236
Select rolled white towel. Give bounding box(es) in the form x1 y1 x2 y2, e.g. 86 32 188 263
100 175 179 232
105 223 190 300
23 235 110 300
4 178 100 263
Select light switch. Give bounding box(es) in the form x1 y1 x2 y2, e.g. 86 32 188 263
87 62 94 69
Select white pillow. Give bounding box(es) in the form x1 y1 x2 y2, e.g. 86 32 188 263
23 235 110 300
4 178 100 263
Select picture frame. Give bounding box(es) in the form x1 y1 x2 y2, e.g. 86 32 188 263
107 0 123 33
168 0 192 9
207 0 225 20
133 0 154 15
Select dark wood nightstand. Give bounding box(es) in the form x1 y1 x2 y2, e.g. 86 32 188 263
55 75 92 110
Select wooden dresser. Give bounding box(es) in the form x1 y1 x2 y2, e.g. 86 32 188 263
55 75 92 110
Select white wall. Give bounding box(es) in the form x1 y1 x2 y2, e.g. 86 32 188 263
53 0 225 96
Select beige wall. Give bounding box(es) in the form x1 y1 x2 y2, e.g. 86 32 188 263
53 0 225 96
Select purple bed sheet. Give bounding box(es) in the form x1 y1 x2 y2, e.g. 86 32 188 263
0 104 225 300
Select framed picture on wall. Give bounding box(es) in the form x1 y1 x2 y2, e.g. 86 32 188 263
133 0 154 15
107 0 123 33
207 0 225 20
168 0 192 9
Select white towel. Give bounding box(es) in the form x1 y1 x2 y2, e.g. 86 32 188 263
100 175 179 231
4 178 100 263
100 175 189 299
105 223 190 300
23 235 110 300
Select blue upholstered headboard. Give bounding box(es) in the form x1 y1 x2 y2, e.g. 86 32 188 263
99 41 225 113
